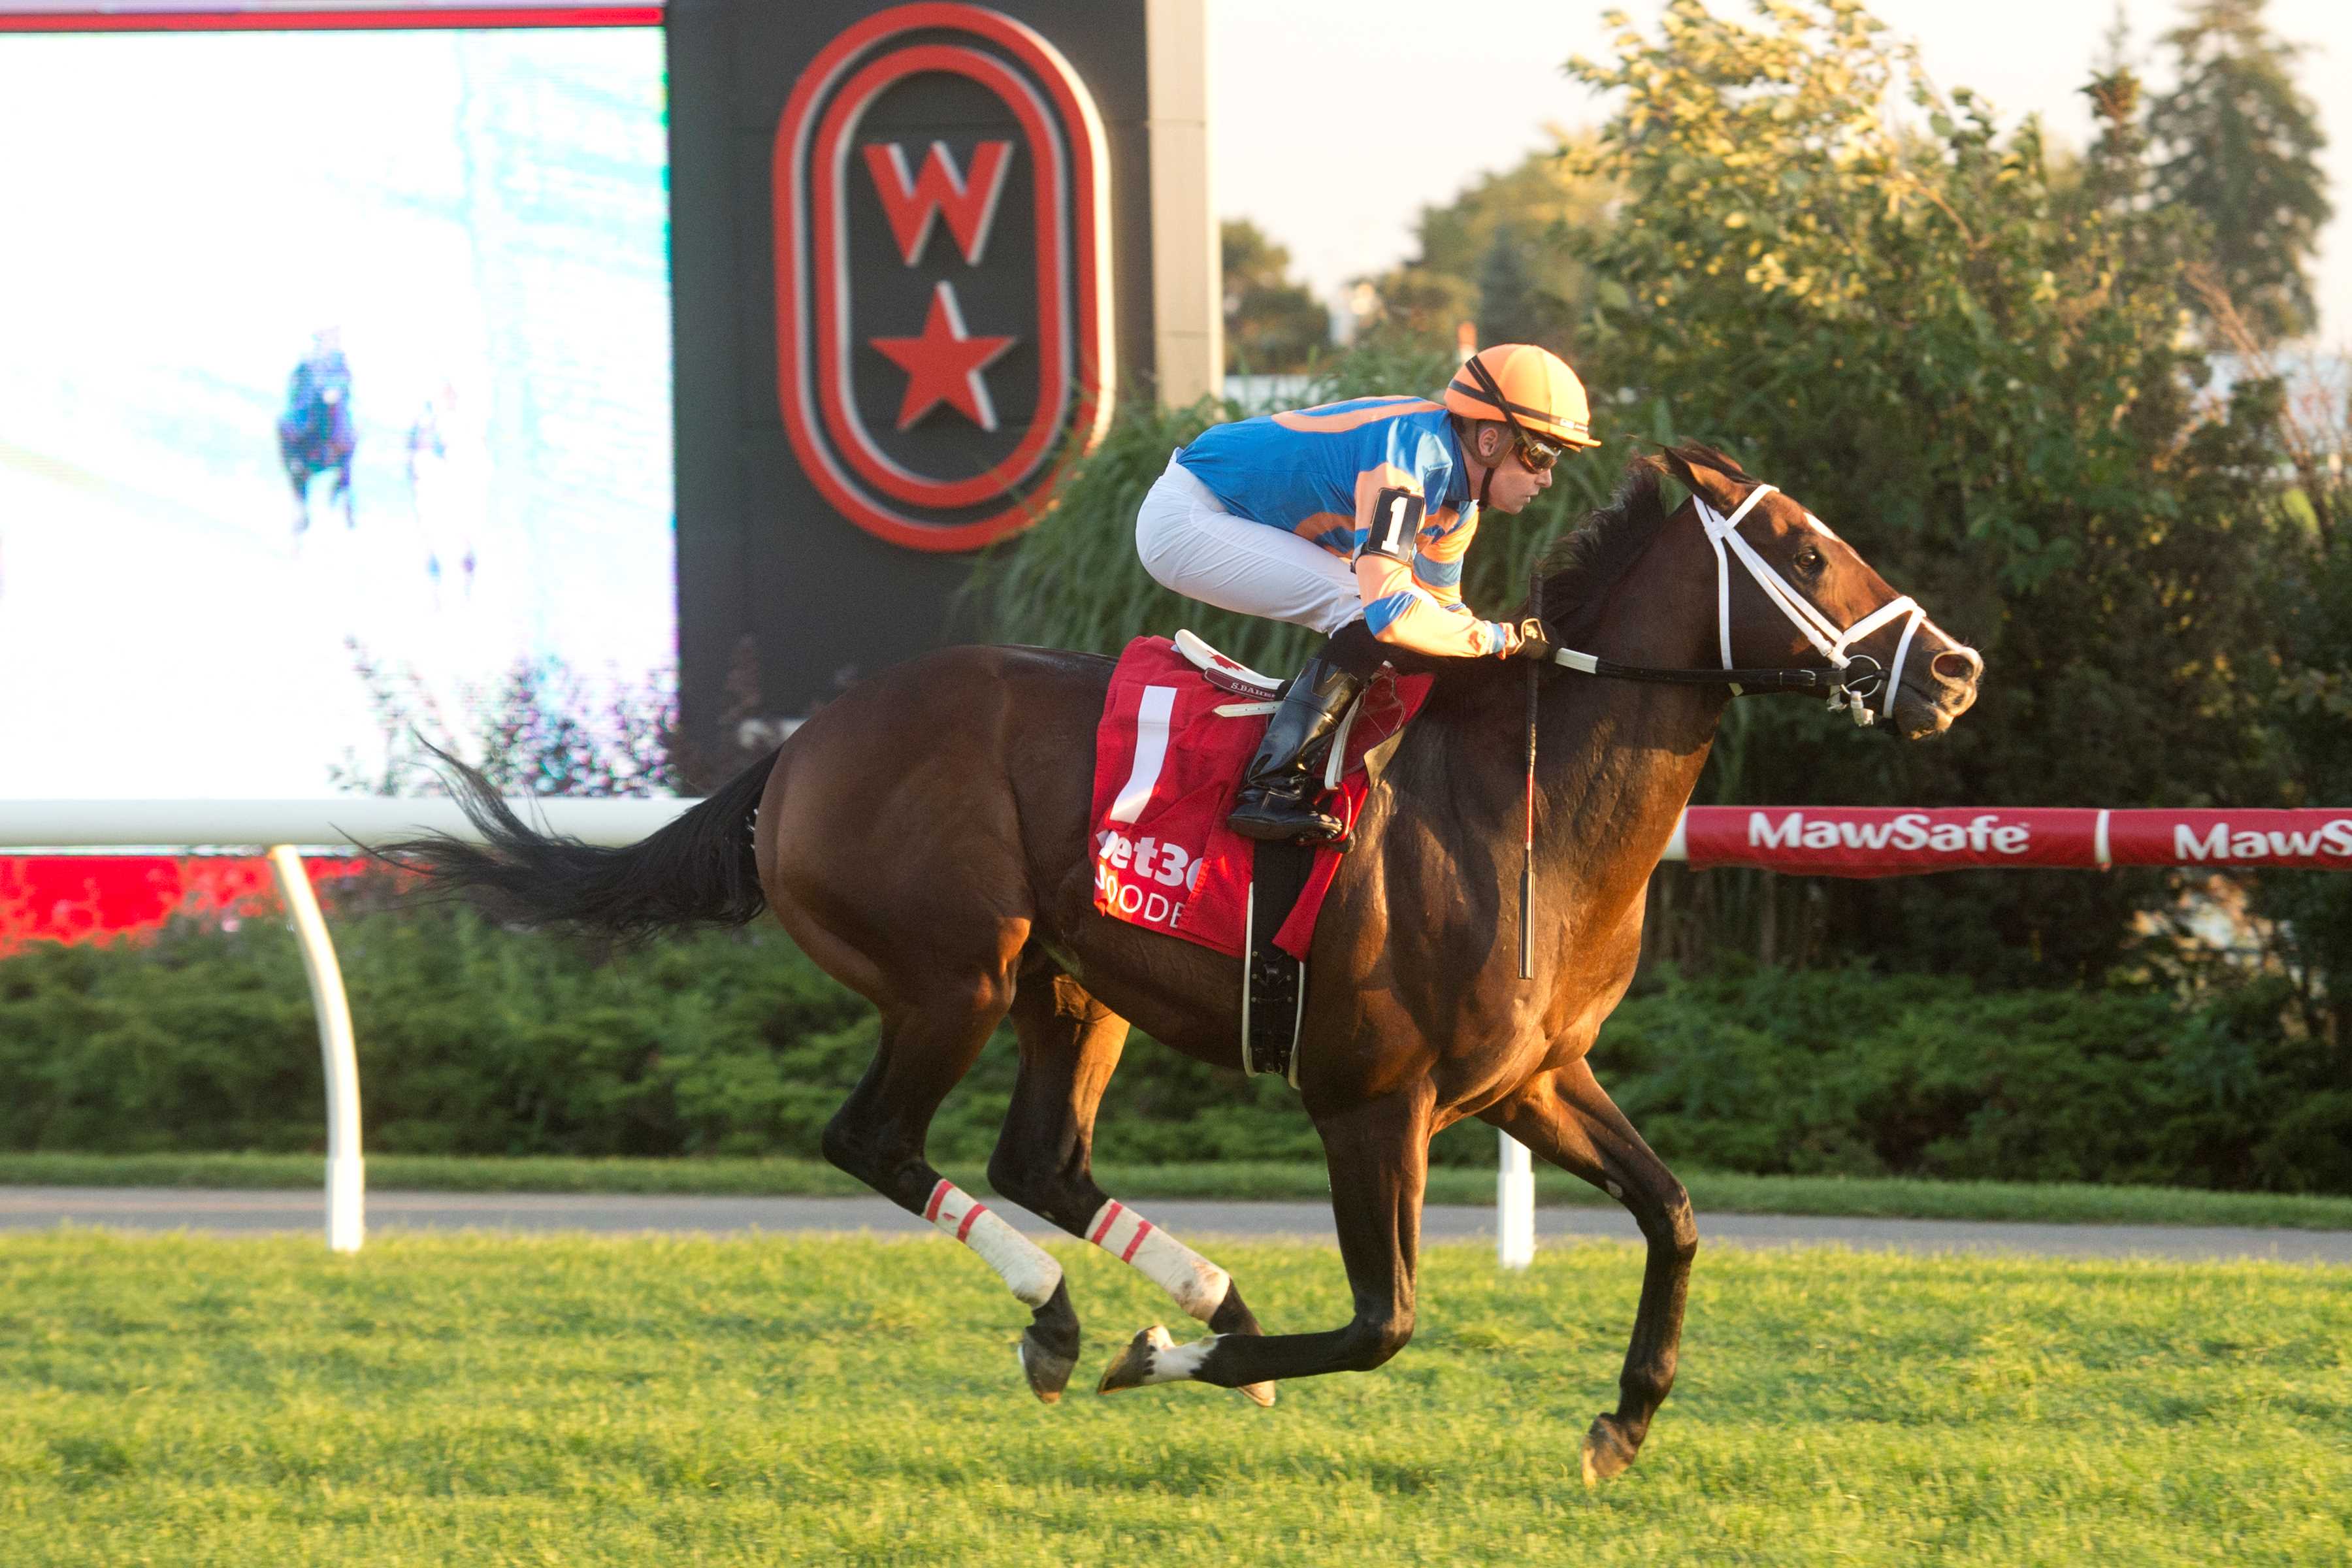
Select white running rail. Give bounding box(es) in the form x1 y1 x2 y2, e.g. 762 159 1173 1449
0 798 694 851
0 798 700 1251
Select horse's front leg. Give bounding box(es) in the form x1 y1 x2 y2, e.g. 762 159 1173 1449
1483 1059 1697 1484
1100 1084 1431 1393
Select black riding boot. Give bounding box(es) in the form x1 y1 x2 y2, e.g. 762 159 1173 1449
1226 657 1365 844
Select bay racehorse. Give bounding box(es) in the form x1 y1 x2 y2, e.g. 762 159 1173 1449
391 444 1981 1482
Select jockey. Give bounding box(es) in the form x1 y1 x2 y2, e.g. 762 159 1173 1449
1135 343 1601 844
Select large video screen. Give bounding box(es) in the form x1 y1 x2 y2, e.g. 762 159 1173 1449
0 25 674 799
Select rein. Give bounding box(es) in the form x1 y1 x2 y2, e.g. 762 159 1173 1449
1543 482 1922 728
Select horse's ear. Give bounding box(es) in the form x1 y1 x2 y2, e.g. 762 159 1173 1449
1658 443 1748 515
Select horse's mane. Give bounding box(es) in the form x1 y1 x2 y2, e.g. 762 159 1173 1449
1531 442 1752 643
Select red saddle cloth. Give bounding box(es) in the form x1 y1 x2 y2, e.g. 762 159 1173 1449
1088 636 1431 959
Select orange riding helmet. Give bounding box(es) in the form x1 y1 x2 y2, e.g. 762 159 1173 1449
1441 344 1603 452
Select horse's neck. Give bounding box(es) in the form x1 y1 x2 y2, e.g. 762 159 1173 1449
1529 506 1726 900
1374 504 1725 906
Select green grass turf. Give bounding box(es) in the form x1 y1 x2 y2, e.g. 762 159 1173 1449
7 1151 2352 1230
1 1233 2347 1565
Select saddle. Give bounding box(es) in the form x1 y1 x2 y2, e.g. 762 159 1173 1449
1088 632 1433 1084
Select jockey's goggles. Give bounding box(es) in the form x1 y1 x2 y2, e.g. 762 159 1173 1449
1512 433 1565 473
1461 353 1563 472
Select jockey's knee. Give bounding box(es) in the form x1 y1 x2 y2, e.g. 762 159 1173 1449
1320 619 1390 678
1134 512 1181 589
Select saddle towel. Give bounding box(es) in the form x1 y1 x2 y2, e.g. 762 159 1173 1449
1088 634 1431 960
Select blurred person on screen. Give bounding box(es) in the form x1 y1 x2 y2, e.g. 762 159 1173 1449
407 379 482 608
279 327 357 536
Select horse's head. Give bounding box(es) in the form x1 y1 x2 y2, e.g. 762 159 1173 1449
1659 444 1980 740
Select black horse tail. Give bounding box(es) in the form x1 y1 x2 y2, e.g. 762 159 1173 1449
384 747 782 941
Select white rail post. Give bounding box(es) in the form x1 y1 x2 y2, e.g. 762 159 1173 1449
267 846 364 1252
1497 1130 1535 1269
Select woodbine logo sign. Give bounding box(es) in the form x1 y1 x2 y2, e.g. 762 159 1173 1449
1675 808 2352 875
772 2 1115 553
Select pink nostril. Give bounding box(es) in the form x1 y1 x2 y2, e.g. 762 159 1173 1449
1932 649 1980 685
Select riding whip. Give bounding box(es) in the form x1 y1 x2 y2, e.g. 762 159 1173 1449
1521 571 1539 981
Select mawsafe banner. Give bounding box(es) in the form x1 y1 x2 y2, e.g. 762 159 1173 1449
772 2 1113 551
1674 808 2352 875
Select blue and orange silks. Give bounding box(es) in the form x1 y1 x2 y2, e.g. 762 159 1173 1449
1175 397 1511 659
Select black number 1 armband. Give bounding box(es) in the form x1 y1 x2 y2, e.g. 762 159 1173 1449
1360 487 1425 563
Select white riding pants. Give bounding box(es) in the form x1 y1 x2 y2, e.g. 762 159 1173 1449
1134 453 1364 635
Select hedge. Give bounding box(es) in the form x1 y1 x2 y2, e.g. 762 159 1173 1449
2 898 2345 1192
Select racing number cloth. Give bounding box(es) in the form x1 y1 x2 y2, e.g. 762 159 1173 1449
1089 637 1431 958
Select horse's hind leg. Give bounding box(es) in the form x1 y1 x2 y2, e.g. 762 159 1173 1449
1098 1085 1433 1398
1482 1058 1697 1484
987 959 1275 1405
817 956 1078 1399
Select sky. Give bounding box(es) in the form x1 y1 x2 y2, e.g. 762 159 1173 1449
1213 0 2352 346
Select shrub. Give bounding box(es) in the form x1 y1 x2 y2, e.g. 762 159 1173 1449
2 911 2344 1192
1591 962 2340 1190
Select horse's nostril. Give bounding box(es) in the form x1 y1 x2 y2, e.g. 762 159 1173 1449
1932 649 1979 685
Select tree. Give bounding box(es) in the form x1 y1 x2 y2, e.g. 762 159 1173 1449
1475 227 1550 350
1568 0 2289 982
2147 0 2330 346
1356 142 1614 353
1220 219 1330 373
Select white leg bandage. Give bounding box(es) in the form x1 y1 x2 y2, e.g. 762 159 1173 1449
1086 1200 1232 1322
925 1179 1063 1309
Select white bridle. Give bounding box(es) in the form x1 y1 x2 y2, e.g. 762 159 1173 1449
1697 483 1925 728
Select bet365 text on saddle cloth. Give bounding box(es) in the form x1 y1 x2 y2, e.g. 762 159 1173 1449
1087 636 1429 959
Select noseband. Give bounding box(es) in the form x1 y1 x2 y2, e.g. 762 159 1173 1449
1548 483 1925 728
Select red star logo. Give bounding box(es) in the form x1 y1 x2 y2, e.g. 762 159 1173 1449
869 280 1017 432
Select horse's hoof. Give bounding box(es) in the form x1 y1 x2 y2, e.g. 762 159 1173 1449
1017 1332 1077 1404
1237 1380 1277 1407
1097 1325 1173 1396
1580 1413 1638 1486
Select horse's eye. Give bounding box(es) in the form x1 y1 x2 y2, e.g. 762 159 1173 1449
1795 547 1825 576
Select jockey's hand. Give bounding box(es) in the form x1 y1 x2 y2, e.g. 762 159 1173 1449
1507 617 1554 662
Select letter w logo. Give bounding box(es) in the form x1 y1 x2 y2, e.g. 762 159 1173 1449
862 140 1015 266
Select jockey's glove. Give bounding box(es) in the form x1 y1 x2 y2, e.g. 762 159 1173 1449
1507 617 1555 663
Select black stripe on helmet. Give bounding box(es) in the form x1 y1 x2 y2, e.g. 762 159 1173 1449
1446 374 1588 438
